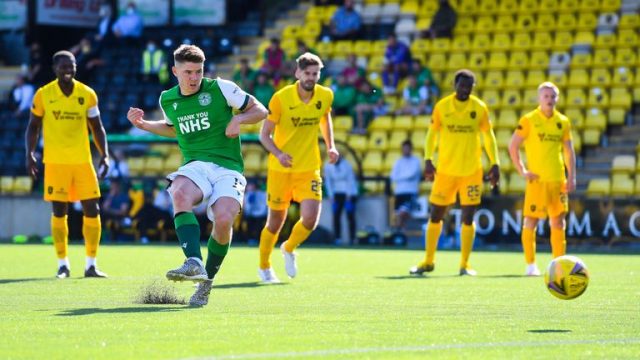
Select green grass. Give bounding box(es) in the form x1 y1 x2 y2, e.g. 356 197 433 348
0 244 639 359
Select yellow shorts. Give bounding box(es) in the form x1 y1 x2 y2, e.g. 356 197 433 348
266 169 322 210
523 180 568 219
44 163 101 202
429 168 483 206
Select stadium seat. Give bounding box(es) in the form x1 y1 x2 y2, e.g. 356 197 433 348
478 0 499 15
475 16 495 34
367 131 389 151
496 110 518 130
451 35 471 53
400 0 419 18
243 152 263 177
0 176 13 194
495 15 516 33
593 49 614 67
515 14 536 32
348 135 367 154
430 38 451 54
368 115 393 132
566 88 587 108
594 33 617 49
371 40 388 56
525 70 545 88
589 68 611 88
454 16 475 34
601 0 622 12
164 154 183 173
608 108 627 126
505 70 526 90
393 115 413 131
383 151 402 173
468 52 488 70
508 52 529 69
499 0 519 14
332 41 353 59
582 128 602 146
577 12 598 31
565 108 585 130
127 157 145 177
587 87 610 107
536 13 557 30
511 34 531 52
410 130 427 151
519 89 537 109
144 157 165 176
301 21 322 39
568 69 590 87
557 13 577 31
481 90 501 109
333 115 353 133
471 34 491 52
574 31 595 47
507 173 526 194
586 178 611 197
585 109 607 131
389 131 408 150
617 29 638 47
495 129 512 149
12 176 32 195
572 130 582 153
611 155 636 174
491 34 512 52
611 174 635 196
413 116 431 131
532 32 553 51
447 53 467 71
353 40 372 56
487 53 509 71
427 53 447 72
570 53 592 69
501 89 522 109
484 70 504 89
529 51 550 70
614 47 636 67
618 13 640 29
559 0 580 13
362 151 384 176
610 88 632 109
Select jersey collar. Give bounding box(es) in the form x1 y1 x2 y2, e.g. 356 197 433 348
55 78 77 98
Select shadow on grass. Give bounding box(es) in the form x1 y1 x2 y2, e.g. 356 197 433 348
376 275 458 280
528 329 572 334
214 281 290 289
478 274 531 278
57 306 189 316
0 278 51 284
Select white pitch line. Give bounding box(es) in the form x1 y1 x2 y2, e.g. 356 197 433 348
182 338 640 360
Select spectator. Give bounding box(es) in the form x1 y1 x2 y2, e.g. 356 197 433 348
140 40 167 84
242 181 268 244
261 38 286 85
341 54 366 87
398 74 432 116
27 42 47 87
10 74 34 118
426 0 457 39
112 1 144 43
390 140 422 233
253 72 276 109
295 40 316 59
323 157 359 245
101 179 131 241
382 34 412 94
95 3 115 46
353 80 386 133
411 60 439 97
329 0 362 40
331 74 358 116
70 36 105 82
232 58 258 93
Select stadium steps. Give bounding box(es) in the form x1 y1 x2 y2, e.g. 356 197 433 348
215 1 311 79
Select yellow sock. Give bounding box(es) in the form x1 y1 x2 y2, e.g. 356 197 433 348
550 227 566 258
521 227 536 264
460 223 475 269
422 221 442 266
51 215 68 259
259 227 279 270
83 216 101 258
284 220 312 253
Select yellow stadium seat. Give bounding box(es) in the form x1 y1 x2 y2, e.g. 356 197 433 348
601 0 621 11
611 174 634 197
348 135 367 153
522 89 538 109
565 108 585 130
0 176 13 194
410 38 430 57
368 115 393 131
314 41 333 58
301 21 322 39
566 88 587 108
478 0 499 15
582 128 601 146
617 29 638 47
427 53 447 72
468 52 488 70
505 71 525 89
367 55 385 72
572 130 582 153
525 70 545 87
367 131 389 151
144 157 164 176
389 131 408 150
586 178 610 197
164 154 182 173
333 115 353 132
608 108 626 126
495 129 512 149
587 87 610 107
413 116 431 131
282 25 301 40
568 69 590 87
515 13 536 32
149 143 173 156
474 16 494 34
13 176 33 194
454 16 475 34
430 38 451 53
450 35 471 53
559 0 580 13
447 53 467 71
585 109 607 131
618 13 640 29
485 70 504 89
333 41 353 58
532 32 553 51
353 40 372 56
548 71 568 88
471 34 491 51
611 66 633 87
362 151 384 176
334 130 349 143
511 33 531 52
508 51 528 69
501 89 522 109
577 12 598 31
495 15 516 32
496 109 518 130
529 51 550 70
593 49 614 67
305 6 323 22
482 90 501 109
383 151 402 173
400 0 419 17
410 130 427 151
556 13 577 31
594 33 616 49
611 155 636 174
551 31 574 52
243 152 263 176
609 87 632 109
574 31 595 47
570 53 592 69
127 157 145 177
536 13 556 30
614 48 636 68
487 52 509 71
393 115 413 130
491 33 512 52
499 0 519 14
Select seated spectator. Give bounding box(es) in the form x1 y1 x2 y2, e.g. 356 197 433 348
70 36 105 82
329 0 362 40
101 179 131 241
398 74 432 115
411 60 439 97
233 58 258 93
331 74 357 116
27 42 47 87
112 2 144 43
341 54 366 87
140 40 167 84
261 38 286 85
425 0 457 39
242 181 268 243
382 34 412 94
353 80 386 133
9 74 34 118
253 72 276 109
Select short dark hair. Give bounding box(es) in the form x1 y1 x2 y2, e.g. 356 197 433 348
454 69 476 84
402 139 413 148
173 44 205 64
296 52 324 70
52 50 75 64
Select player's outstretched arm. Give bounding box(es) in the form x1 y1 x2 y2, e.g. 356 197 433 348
25 113 42 180
260 119 292 168
127 107 176 138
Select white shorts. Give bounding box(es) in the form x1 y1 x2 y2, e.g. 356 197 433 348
166 161 246 221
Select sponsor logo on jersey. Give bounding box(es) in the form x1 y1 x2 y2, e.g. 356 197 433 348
53 111 61 120
198 93 212 106
78 97 84 105
315 100 322 109
470 111 476 119
556 122 562 129
173 103 178 110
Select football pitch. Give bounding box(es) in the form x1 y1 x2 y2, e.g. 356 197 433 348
0 244 639 359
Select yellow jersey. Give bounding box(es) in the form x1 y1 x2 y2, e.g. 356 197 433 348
266 81 333 173
31 79 99 164
515 107 572 182
430 93 492 177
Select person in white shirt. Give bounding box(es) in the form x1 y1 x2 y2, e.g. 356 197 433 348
11 75 35 117
390 140 422 232
323 157 358 245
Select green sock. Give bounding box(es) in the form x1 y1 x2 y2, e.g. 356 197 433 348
206 236 230 279
174 212 202 260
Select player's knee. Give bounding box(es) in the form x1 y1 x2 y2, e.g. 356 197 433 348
170 187 191 208
213 211 234 231
301 216 319 230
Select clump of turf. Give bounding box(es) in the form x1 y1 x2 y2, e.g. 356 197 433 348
135 279 186 305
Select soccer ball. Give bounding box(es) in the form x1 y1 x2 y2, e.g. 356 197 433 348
544 255 590 300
